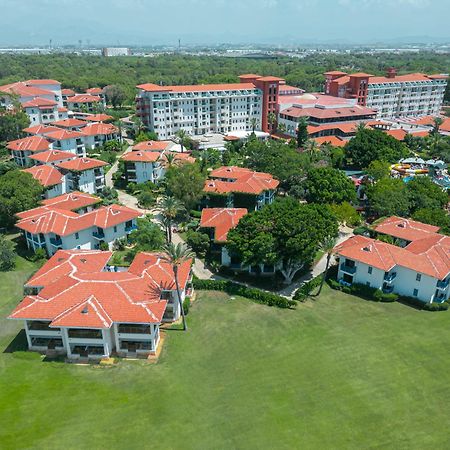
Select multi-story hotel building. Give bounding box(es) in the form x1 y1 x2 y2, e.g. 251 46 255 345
136 74 284 139
324 68 448 119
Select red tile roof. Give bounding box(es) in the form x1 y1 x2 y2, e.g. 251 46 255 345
132 140 171 151
86 87 103 94
82 123 118 136
24 124 61 135
28 150 76 163
8 250 192 326
41 191 101 210
200 208 248 242
374 216 440 242
43 129 86 140
82 113 114 122
61 88 75 96
22 97 58 108
7 136 51 152
67 94 101 103
167 152 196 165
0 82 54 98
313 136 347 147
121 151 161 163
23 165 63 187
204 166 279 195
25 79 60 85
368 73 447 84
56 157 107 171
385 129 407 141
137 82 258 93
51 118 88 128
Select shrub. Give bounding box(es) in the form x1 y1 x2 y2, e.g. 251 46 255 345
423 302 449 311
293 276 322 302
113 237 127 251
137 191 155 208
183 296 191 315
186 230 210 258
190 210 202 219
31 248 47 262
99 242 109 251
353 226 372 236
193 278 296 309
327 278 342 290
0 236 16 271
380 293 398 303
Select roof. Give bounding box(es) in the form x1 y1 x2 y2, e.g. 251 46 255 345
82 123 118 136
324 71 348 76
200 208 248 242
23 165 63 187
0 81 54 98
166 152 196 165
122 151 161 163
51 118 88 128
86 87 103 94
368 73 448 84
67 94 101 103
25 79 60 85
82 113 114 122
374 216 440 242
281 105 375 120
24 124 61 135
56 157 107 171
22 97 58 108
307 122 360 136
204 166 279 195
28 150 76 163
8 250 192 326
313 136 347 147
16 203 140 236
132 140 171 152
7 136 50 152
61 88 75 96
44 129 86 140
137 82 258 93
385 129 407 141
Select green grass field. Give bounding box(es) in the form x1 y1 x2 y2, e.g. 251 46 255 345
1 257 450 449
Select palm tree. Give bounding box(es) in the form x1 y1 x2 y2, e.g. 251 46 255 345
356 122 367 134
267 112 277 133
278 122 287 134
175 129 188 153
296 116 309 148
164 152 176 169
314 236 337 297
156 195 185 243
161 242 194 331
304 139 319 159
250 117 259 132
432 117 443 134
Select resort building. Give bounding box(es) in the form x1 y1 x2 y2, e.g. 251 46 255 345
43 129 86 156
324 68 448 119
203 166 279 210
16 194 140 255
23 164 64 198
136 74 284 138
8 249 193 360
335 217 450 303
66 94 104 112
7 135 52 167
82 122 120 149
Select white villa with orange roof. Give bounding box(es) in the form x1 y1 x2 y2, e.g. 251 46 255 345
16 192 140 255
203 166 279 210
335 217 450 303
7 135 52 167
8 249 193 359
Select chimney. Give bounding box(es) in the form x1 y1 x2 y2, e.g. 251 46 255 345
386 67 397 79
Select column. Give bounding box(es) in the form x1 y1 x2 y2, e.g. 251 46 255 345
24 320 32 349
61 327 71 357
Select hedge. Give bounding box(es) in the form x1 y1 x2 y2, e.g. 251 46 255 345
293 276 322 302
193 279 296 309
183 296 191 315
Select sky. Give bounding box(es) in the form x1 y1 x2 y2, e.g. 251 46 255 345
1 0 450 46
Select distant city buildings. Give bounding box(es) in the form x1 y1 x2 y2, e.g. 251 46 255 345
102 47 131 57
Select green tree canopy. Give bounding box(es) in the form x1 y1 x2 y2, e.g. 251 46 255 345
405 176 448 213
299 167 357 204
0 235 16 271
345 128 409 168
0 170 43 228
0 110 30 143
365 160 391 181
226 198 338 284
128 216 165 252
103 85 126 109
366 177 409 217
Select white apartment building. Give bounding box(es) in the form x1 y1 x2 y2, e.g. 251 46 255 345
335 217 450 304
9 250 193 360
325 69 448 119
16 195 140 256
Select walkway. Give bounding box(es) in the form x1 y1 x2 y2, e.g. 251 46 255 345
105 138 133 188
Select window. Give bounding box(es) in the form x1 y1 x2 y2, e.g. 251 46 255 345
366 282 371 287
368 266 373 274
75 232 79 240
113 226 117 233
413 289 418 297
416 273 421 282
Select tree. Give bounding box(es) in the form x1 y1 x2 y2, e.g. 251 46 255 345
345 128 409 168
103 85 126 109
164 164 206 211
0 235 16 271
406 176 448 213
175 129 191 153
156 195 186 243
314 236 337 297
365 160 391 181
137 190 156 209
226 198 338 284
135 131 159 143
267 112 277 132
412 208 450 232
186 230 210 257
197 148 221 171
250 117 259 132
296 117 309 148
330 202 361 227
366 177 409 217
128 216 165 251
161 242 194 331
0 170 43 229
300 167 357 204
432 117 443 134
0 110 30 142
98 187 118 205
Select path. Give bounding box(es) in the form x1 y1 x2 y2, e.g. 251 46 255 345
105 138 133 188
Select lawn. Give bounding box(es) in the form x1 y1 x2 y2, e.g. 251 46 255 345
1 259 450 449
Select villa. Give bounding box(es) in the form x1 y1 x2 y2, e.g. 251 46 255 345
15 192 140 255
335 216 450 303
203 166 279 210
7 135 52 167
8 249 193 360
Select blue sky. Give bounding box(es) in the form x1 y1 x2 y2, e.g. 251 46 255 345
2 0 449 46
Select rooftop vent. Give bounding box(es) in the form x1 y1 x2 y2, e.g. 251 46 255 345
80 258 87 263
81 306 89 314
398 222 406 228
363 245 372 252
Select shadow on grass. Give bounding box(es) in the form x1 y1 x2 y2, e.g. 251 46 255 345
3 329 28 353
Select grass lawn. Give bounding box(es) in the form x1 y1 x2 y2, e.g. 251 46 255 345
1 259 450 449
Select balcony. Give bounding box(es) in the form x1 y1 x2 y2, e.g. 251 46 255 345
118 324 151 334
92 230 105 239
68 329 102 339
437 279 449 290
340 263 356 274
125 224 137 233
50 237 62 247
384 272 397 283
382 285 394 294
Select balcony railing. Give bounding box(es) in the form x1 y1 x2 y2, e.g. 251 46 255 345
92 231 105 239
125 224 137 233
382 285 394 294
50 237 62 247
384 272 397 283
340 263 356 274
437 279 449 289
28 321 53 331
118 325 151 334
68 329 102 339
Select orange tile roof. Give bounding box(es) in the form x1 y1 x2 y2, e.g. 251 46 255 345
82 123 118 136
56 157 107 171
82 113 114 122
0 82 54 98
324 71 348 76
22 97 58 108
204 166 279 195
24 124 61 135
8 250 191 326
16 203 139 236
25 79 60 85
44 129 85 140
137 82 258 93
121 151 161 163
23 165 63 187
369 73 447 84
167 152 196 165
132 140 171 151
67 94 101 103
41 191 101 210
61 88 75 96
307 122 359 136
281 105 375 120
200 208 248 242
28 150 76 163
313 136 346 147
86 87 103 94
51 118 88 128
7 136 51 152
374 216 440 241
385 129 407 141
